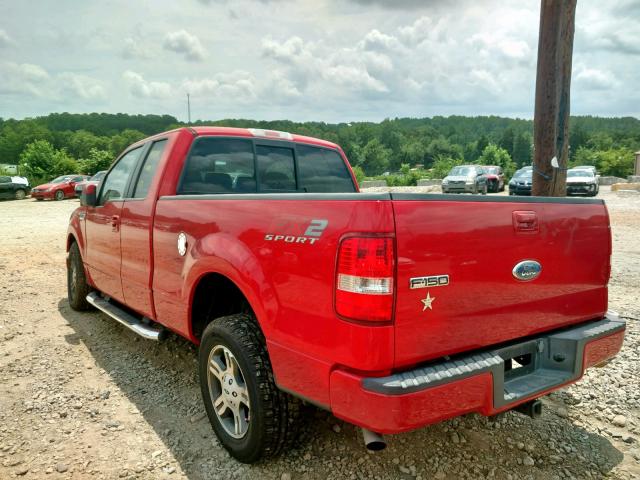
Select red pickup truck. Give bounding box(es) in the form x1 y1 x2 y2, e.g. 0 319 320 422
66 126 625 463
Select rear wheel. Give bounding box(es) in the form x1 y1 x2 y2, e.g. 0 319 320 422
199 314 304 463
67 242 91 311
482 183 488 195
15 189 26 200
55 190 65 201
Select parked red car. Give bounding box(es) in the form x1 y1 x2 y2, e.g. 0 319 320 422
67 127 624 463
483 165 505 192
32 175 89 201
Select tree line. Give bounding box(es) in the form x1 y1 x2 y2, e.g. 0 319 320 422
0 112 637 184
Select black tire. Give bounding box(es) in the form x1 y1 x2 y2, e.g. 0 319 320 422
67 242 91 311
15 189 26 200
482 183 488 195
199 314 303 463
55 190 64 201
36 198 43 201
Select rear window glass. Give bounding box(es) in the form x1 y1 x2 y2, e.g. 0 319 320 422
179 138 255 194
297 145 355 193
256 145 296 191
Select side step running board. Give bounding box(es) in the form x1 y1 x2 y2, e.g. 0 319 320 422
86 292 165 341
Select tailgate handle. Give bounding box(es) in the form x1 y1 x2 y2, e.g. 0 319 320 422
513 211 538 233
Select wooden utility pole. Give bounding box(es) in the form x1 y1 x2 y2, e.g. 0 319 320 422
532 0 577 196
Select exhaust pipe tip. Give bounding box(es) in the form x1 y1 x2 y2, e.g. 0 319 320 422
362 428 386 451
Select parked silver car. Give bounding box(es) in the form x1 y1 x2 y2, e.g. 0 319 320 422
442 165 488 194
566 168 599 197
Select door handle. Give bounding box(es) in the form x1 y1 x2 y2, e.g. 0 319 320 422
512 211 538 233
111 215 120 232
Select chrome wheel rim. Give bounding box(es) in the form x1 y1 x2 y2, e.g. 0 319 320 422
56 191 64 200
69 260 78 293
16 190 25 200
207 345 250 439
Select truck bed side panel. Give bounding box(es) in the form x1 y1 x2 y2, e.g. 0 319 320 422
152 195 395 405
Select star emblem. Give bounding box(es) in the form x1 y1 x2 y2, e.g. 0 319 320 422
421 291 435 311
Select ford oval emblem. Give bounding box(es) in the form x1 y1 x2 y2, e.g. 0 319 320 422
512 260 542 281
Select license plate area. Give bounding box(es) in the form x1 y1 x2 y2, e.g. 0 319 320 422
493 338 575 405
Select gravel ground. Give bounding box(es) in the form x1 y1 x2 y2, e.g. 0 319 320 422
0 188 638 480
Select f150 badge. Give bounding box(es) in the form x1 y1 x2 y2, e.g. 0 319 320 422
410 275 449 313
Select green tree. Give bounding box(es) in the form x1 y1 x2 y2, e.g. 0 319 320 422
351 165 366 185
431 156 465 179
569 146 596 168
478 144 517 177
108 129 146 156
67 130 110 159
593 148 634 177
475 135 489 159
425 137 462 167
19 140 78 182
79 148 114 174
400 140 426 167
513 132 532 167
499 127 515 159
360 138 391 175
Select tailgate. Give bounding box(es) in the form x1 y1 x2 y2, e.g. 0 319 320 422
391 194 611 369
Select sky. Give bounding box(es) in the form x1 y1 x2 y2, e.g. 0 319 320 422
0 0 638 123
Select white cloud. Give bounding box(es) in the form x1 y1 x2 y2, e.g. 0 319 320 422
0 0 637 120
122 37 152 60
574 66 619 91
163 30 206 61
0 29 12 47
59 73 107 100
123 71 172 98
0 62 50 97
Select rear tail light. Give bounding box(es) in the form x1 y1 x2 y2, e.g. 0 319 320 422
335 236 394 323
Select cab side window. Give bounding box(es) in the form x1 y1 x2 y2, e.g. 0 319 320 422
98 147 143 205
133 140 167 199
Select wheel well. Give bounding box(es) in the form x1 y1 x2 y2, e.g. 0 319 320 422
67 234 77 252
191 273 253 341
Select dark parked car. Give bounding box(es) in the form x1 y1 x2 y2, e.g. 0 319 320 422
441 165 488 194
75 171 107 196
0 175 31 200
483 166 505 192
508 167 532 196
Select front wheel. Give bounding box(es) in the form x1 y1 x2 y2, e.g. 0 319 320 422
199 314 304 463
55 190 65 201
67 242 91 310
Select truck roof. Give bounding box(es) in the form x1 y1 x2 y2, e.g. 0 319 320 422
185 126 340 150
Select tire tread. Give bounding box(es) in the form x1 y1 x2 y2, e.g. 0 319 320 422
200 314 303 462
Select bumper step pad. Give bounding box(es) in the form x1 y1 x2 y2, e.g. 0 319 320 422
363 314 625 408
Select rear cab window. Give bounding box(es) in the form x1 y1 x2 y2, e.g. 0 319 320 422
177 137 355 195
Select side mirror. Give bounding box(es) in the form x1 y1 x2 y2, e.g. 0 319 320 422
81 183 97 207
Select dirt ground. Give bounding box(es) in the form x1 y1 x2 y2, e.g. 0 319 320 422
1 188 639 480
